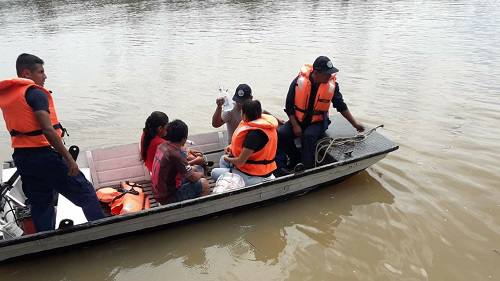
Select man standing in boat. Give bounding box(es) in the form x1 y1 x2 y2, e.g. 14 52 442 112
0 53 104 232
277 56 365 172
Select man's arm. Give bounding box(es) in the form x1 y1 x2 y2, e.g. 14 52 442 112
212 97 225 128
340 110 364 132
34 111 79 176
289 115 302 135
223 130 267 166
285 77 303 136
284 77 298 118
224 148 253 167
332 83 364 132
262 110 285 125
188 155 205 166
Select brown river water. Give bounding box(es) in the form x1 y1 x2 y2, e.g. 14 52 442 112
1 0 499 280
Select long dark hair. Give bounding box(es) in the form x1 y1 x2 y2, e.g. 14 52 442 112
141 111 169 161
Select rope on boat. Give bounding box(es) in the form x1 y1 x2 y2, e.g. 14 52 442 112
314 125 384 166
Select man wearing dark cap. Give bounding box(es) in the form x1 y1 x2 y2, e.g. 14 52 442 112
276 56 365 171
212 84 253 143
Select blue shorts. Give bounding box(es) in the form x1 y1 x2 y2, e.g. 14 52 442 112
175 179 203 202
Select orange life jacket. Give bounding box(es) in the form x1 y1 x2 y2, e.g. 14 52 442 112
96 181 151 215
294 64 336 123
0 78 64 148
230 114 278 176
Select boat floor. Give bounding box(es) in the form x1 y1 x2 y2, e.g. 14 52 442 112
99 177 218 217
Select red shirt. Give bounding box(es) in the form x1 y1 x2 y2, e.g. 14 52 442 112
151 141 193 204
141 133 166 173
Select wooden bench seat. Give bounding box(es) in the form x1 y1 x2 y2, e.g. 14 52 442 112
85 135 224 215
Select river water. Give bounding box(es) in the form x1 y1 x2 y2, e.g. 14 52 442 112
1 0 499 280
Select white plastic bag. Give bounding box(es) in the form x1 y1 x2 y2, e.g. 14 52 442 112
213 172 245 193
219 86 234 112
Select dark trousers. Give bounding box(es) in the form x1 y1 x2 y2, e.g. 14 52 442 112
277 121 326 169
13 148 104 232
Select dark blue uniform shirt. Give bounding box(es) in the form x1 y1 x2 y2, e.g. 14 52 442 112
25 87 49 112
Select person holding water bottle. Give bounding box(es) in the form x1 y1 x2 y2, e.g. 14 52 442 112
211 84 253 144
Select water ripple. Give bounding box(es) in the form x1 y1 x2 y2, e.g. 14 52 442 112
1 0 500 280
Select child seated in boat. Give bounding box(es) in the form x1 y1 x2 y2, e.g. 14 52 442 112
211 100 278 186
151 119 211 204
141 111 205 174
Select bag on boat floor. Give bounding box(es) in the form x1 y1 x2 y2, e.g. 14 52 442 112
213 172 245 194
96 181 151 215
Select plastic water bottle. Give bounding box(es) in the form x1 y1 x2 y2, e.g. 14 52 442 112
220 86 234 112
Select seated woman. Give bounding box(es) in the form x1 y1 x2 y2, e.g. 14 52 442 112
151 120 211 204
141 111 205 173
211 100 278 186
141 111 169 173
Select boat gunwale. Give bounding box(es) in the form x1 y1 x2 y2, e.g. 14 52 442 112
0 143 398 247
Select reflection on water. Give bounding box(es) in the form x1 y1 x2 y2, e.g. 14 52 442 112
1 0 500 280
1 172 394 280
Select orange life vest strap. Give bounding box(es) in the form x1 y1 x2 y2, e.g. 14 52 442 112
293 106 324 116
96 181 150 215
9 122 66 137
96 185 140 202
110 186 140 203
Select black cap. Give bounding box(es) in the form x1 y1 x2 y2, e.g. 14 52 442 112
313 56 339 74
232 84 253 103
